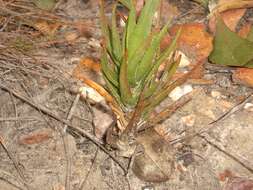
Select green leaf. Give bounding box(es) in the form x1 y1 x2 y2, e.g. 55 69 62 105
119 53 137 106
99 0 112 54
135 21 172 83
110 4 122 63
160 54 181 85
101 50 119 87
143 28 180 87
127 0 160 58
209 18 253 67
127 34 153 86
246 27 253 42
103 75 122 106
126 0 137 50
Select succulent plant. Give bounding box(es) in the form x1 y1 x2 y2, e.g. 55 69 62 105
97 0 186 150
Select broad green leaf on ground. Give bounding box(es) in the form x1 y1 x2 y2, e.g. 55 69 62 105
209 18 253 68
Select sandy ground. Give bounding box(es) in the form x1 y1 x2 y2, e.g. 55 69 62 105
0 0 253 190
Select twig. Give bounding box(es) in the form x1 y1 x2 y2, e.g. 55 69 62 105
79 148 99 190
0 136 31 190
0 83 127 175
0 117 42 122
62 94 81 190
209 93 253 125
150 90 197 125
170 93 253 145
0 169 26 190
198 134 253 174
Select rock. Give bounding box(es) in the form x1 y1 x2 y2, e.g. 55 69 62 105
244 103 253 112
232 68 253 88
169 85 193 101
211 90 221 98
178 51 191 68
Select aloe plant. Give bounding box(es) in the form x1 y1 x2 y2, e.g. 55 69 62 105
99 0 183 142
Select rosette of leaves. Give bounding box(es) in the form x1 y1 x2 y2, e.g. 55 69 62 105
100 0 182 133
97 0 194 182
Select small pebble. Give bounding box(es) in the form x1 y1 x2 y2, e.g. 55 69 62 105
178 51 191 68
169 85 193 101
142 185 154 190
211 90 221 98
79 86 104 103
88 38 100 48
244 103 253 112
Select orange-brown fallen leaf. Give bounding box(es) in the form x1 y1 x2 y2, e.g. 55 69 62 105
19 130 51 145
209 8 246 33
72 57 102 84
170 23 213 63
79 57 101 73
232 68 253 88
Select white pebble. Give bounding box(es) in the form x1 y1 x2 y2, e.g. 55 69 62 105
79 86 104 103
178 51 191 68
211 90 221 98
169 85 193 101
244 103 253 111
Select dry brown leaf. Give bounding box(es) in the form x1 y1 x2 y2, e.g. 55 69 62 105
209 8 246 33
19 130 51 145
72 57 102 84
72 58 124 122
34 20 61 36
232 68 253 87
170 23 213 63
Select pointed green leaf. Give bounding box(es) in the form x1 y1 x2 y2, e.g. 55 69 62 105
103 75 122 107
119 53 137 106
126 0 136 50
143 28 180 87
127 34 153 86
127 0 160 58
101 50 119 87
99 0 112 54
110 3 122 63
135 21 172 83
160 54 181 84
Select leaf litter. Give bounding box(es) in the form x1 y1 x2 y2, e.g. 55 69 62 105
0 0 253 190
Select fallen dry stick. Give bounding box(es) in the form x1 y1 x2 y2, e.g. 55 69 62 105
0 83 127 175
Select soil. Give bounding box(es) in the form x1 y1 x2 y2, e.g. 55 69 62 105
0 0 253 190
